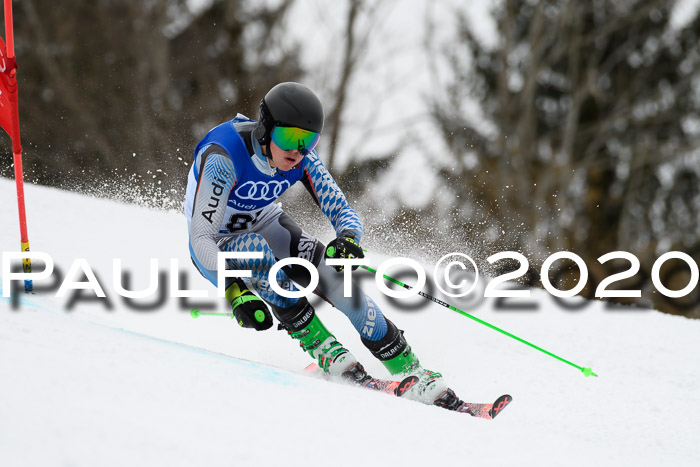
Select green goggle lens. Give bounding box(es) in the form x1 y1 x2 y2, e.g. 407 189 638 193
271 126 320 156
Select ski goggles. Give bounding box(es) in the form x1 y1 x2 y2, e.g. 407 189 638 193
271 125 321 156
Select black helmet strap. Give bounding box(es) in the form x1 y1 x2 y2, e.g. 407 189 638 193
255 98 276 159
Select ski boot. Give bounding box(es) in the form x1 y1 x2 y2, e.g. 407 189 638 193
362 320 454 406
273 298 372 384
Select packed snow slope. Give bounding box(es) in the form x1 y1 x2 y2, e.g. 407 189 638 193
1 179 699 467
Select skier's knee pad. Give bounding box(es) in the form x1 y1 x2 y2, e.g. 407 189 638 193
271 297 315 332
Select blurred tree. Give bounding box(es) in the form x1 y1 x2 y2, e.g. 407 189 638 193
279 0 404 210
310 0 402 195
1 0 301 203
428 0 700 316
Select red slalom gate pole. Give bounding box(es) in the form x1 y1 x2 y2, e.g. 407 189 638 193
2 0 32 293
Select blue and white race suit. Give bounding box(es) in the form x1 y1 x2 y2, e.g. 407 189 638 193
185 115 387 341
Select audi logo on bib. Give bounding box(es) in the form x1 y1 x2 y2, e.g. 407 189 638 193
235 180 291 201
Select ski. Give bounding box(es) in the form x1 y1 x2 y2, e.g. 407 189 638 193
455 394 513 420
304 363 419 397
305 363 512 419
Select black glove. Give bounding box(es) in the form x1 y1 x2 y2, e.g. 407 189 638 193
225 279 273 331
324 234 364 271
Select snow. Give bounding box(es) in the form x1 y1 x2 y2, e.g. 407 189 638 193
2 178 700 467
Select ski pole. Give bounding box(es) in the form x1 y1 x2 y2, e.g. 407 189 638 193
190 309 232 319
2 0 33 293
360 264 597 378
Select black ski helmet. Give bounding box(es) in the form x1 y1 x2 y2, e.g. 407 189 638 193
254 82 324 148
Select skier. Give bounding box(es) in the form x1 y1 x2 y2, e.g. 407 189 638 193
185 82 461 408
